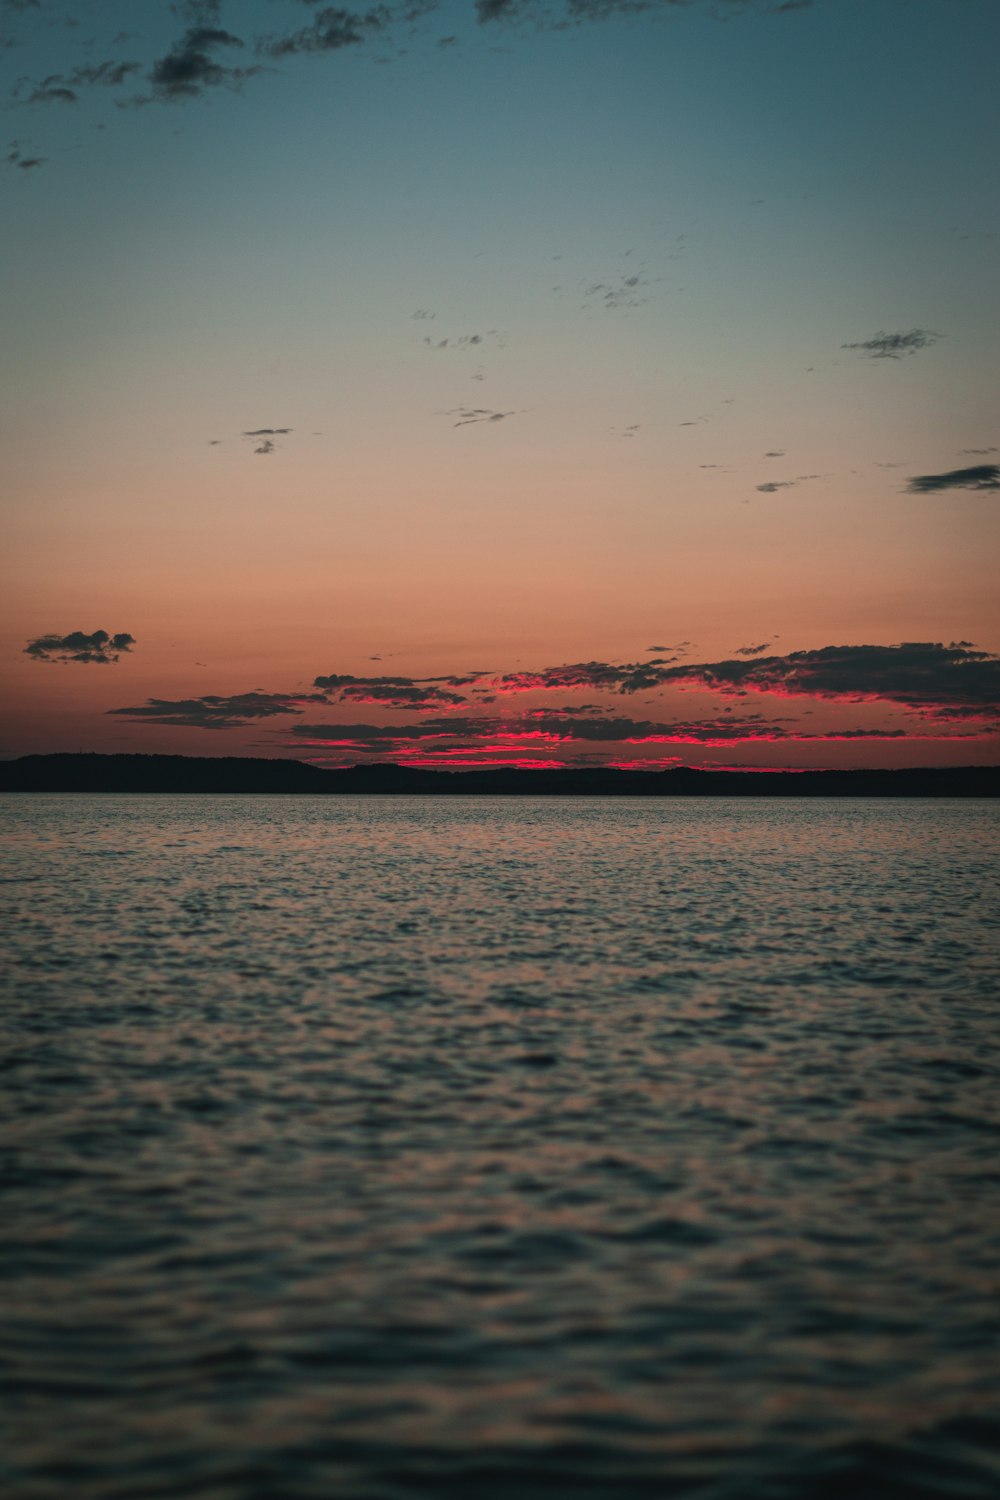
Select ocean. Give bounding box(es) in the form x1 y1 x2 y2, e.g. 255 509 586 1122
2 794 999 1499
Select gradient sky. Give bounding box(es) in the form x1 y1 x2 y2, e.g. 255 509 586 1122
2 0 998 769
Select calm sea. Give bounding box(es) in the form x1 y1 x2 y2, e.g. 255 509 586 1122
2 795 999 1500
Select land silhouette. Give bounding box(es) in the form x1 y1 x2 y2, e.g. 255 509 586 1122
1 754 997 797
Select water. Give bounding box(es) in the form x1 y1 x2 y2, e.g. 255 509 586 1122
1 794 999 1500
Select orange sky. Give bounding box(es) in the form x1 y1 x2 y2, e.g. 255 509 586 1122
2 0 998 768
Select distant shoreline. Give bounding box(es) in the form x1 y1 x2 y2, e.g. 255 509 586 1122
1 754 997 798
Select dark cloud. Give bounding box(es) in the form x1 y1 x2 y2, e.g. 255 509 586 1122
426 672 491 687
961 447 997 456
906 464 1000 494
475 0 522 20
483 642 1000 724
254 439 276 455
243 427 293 435
25 630 135 665
340 683 467 709
300 644 1000 727
312 671 472 709
493 657 679 694
109 690 326 730
657 642 1000 722
841 329 940 360
288 710 918 749
257 7 388 60
147 26 258 102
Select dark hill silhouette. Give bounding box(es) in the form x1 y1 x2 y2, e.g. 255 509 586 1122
1 753 997 796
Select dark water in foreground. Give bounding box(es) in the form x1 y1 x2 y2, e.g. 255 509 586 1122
1 795 999 1500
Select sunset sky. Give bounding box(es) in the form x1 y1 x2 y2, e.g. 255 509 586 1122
2 0 998 769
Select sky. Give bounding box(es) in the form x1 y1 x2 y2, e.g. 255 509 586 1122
2 0 999 771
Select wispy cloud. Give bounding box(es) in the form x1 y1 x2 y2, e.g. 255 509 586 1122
13 59 141 106
476 0 813 26
256 6 389 60
5 140 45 169
841 329 940 360
755 474 818 494
313 670 483 709
109 689 326 729
447 407 518 427
492 657 680 694
242 426 293 456
422 330 504 352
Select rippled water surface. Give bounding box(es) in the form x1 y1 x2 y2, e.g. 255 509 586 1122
2 794 999 1499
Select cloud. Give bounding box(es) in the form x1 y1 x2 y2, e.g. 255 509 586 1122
72 60 140 87
584 271 656 310
109 689 326 729
242 426 293 456
5 141 45 169
476 0 812 26
423 330 504 351
26 82 77 103
340 683 468 708
492 657 679 694
146 26 259 101
312 644 1000 728
25 630 135 665
287 709 927 750
16 59 141 105
447 407 518 427
313 671 474 709
755 473 818 494
657 641 1000 722
257 7 388 60
841 329 940 360
906 464 1000 494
